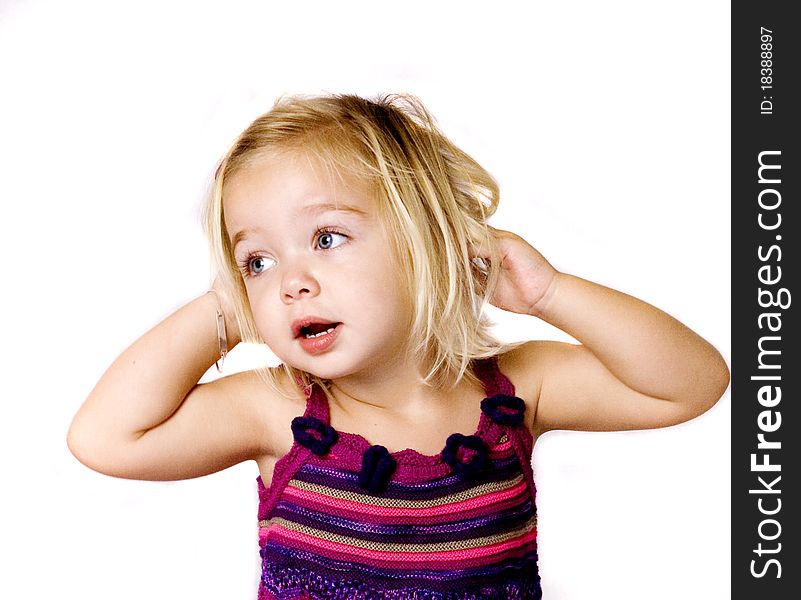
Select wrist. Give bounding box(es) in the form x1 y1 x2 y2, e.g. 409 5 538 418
529 270 563 320
204 288 240 372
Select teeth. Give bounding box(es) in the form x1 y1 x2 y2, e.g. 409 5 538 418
304 326 336 339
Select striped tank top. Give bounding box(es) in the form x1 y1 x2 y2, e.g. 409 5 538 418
256 358 541 599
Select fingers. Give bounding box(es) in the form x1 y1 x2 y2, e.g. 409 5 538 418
469 226 524 277
471 256 489 274
469 226 505 274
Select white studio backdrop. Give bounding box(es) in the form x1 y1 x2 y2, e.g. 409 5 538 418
0 1 730 599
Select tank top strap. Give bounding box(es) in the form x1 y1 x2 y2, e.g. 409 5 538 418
300 377 331 423
258 376 332 520
472 355 516 396
473 356 537 506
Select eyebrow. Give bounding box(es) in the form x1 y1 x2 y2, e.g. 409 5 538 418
298 202 369 218
230 202 368 250
231 227 262 251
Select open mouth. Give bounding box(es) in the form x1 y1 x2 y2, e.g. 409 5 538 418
298 322 341 339
293 319 342 339
292 318 343 355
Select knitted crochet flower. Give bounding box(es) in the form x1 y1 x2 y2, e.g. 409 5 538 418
480 393 526 426
291 416 339 456
441 433 489 481
358 445 397 493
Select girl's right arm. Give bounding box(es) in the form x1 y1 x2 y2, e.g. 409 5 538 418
67 292 281 481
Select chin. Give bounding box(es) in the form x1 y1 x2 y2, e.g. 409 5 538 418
277 353 352 381
298 353 381 382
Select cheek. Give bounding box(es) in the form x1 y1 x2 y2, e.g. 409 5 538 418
243 282 281 338
381 257 413 314
361 268 412 325
382 250 413 309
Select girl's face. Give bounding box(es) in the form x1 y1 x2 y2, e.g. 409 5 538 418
223 152 412 381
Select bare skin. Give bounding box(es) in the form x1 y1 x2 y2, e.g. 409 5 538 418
67 156 730 489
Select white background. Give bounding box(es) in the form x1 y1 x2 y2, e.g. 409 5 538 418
0 1 730 598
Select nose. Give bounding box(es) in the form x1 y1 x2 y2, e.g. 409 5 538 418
280 261 320 303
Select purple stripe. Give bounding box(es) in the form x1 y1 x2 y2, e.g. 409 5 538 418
261 543 541 595
293 455 523 500
269 497 535 544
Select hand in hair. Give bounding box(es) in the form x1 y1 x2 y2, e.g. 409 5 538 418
473 227 559 317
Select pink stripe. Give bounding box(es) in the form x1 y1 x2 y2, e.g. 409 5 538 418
488 441 514 460
283 480 528 518
275 490 529 526
261 522 538 564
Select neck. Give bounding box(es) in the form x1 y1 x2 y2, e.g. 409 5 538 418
325 358 477 421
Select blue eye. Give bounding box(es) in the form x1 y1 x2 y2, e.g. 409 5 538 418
316 231 347 250
239 254 275 278
249 257 269 273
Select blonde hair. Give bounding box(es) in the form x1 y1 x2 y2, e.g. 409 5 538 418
205 93 508 392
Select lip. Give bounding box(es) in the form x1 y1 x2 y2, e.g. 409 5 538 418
291 316 341 338
296 322 342 355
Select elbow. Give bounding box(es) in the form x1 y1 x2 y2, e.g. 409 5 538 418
66 418 101 473
716 356 731 399
68 414 159 480
707 350 731 407
686 351 730 421
67 416 128 478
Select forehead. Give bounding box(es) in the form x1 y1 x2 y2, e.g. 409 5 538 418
223 151 377 233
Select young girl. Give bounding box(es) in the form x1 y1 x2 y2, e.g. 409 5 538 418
68 94 729 599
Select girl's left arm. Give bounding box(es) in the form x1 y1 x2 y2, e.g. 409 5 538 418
482 228 730 434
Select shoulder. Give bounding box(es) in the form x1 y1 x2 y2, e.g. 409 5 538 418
496 339 575 396
495 340 579 433
195 366 307 459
